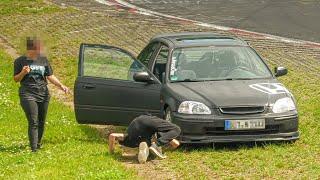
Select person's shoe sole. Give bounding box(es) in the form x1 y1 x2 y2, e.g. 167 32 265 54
138 142 149 164
149 146 167 159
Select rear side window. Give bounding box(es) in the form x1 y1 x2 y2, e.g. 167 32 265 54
82 47 145 81
153 45 169 82
137 42 159 67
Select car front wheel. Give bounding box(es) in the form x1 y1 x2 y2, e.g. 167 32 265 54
165 108 172 122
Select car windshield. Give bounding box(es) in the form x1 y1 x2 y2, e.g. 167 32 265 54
169 46 272 82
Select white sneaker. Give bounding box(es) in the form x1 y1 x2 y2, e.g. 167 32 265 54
149 142 167 159
138 142 149 164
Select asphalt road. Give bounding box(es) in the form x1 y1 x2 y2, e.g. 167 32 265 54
127 0 320 43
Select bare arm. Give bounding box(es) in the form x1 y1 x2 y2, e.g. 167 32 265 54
47 75 69 93
14 66 30 82
108 133 125 154
169 139 180 149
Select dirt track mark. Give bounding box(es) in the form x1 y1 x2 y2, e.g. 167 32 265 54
0 35 19 58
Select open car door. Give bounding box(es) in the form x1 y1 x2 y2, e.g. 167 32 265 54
74 43 161 125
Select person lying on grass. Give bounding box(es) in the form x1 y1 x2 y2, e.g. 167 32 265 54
109 115 181 164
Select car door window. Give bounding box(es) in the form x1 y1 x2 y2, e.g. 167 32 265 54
83 46 146 81
152 45 169 82
76 44 161 125
137 42 159 67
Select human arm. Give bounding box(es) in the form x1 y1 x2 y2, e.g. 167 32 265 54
47 75 69 94
108 133 125 154
14 66 30 82
169 139 180 149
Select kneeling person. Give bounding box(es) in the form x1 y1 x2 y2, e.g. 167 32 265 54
109 115 181 163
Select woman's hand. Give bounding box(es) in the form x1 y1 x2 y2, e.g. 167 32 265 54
14 66 30 82
47 75 69 94
21 66 31 75
59 84 69 94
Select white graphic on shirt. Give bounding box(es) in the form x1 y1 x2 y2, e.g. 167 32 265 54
29 65 45 76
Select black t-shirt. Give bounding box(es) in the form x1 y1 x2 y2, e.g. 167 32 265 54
14 55 53 102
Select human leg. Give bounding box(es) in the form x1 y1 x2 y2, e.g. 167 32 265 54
157 123 181 147
149 122 181 159
20 100 39 152
37 101 49 148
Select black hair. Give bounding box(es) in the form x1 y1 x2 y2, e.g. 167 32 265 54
118 134 128 146
26 37 37 50
118 134 139 148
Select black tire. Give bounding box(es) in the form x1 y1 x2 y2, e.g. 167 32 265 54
165 107 172 122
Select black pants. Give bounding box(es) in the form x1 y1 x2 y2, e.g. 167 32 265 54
121 115 181 147
20 100 49 150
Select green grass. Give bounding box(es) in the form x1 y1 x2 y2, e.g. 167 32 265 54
0 0 63 15
0 49 136 179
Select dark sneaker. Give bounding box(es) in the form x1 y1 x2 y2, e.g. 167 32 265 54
31 149 37 153
37 143 42 149
149 142 167 159
138 142 149 164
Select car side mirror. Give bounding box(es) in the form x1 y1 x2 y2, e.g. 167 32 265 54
133 72 154 83
274 66 288 77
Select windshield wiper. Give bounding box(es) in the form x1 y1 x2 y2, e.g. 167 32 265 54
201 78 255 81
172 78 256 82
201 79 227 81
225 78 255 80
171 79 201 83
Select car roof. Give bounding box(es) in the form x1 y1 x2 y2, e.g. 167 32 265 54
151 32 249 48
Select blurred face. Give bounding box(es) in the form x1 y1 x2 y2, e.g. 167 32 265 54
27 39 42 57
27 49 37 57
35 40 43 55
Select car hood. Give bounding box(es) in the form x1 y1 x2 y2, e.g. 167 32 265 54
167 79 291 108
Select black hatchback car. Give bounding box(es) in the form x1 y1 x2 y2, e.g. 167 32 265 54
74 32 299 143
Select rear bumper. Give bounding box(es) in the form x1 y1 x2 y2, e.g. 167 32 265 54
172 112 299 143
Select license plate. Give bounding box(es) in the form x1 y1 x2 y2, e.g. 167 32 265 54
224 119 265 130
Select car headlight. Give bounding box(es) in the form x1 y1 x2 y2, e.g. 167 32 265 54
178 101 211 114
272 97 296 113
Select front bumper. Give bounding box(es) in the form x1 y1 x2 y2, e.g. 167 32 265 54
172 112 299 143
179 132 299 143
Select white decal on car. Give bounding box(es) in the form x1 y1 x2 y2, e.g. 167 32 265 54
249 83 291 95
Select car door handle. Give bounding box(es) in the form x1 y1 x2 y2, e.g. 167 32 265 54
83 84 95 89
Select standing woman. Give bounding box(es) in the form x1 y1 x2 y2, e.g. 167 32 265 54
13 37 69 152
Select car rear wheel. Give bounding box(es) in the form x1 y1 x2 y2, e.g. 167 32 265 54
165 108 172 122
